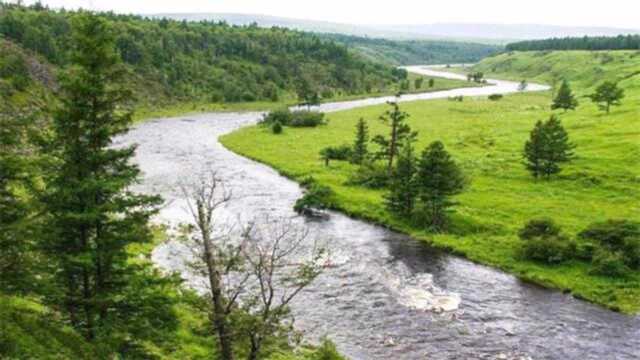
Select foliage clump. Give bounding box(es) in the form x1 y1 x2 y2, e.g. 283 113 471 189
293 177 335 215
518 219 573 264
319 145 352 166
579 220 640 276
261 109 327 128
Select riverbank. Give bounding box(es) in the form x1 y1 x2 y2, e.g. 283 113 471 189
132 72 477 123
220 85 640 313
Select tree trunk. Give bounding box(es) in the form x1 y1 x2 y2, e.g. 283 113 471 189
203 232 235 360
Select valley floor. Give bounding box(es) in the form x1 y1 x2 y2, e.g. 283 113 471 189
221 87 640 313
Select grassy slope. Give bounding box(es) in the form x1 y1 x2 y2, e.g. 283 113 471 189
221 51 640 313
131 72 476 121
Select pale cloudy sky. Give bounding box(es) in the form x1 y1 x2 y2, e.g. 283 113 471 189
13 0 640 29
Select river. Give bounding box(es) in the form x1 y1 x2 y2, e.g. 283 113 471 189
116 67 640 360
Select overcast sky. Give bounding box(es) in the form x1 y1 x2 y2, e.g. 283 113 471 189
13 0 640 29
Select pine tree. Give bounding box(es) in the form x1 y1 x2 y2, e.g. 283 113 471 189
385 140 417 217
41 14 161 340
415 141 466 230
351 118 369 164
589 81 625 114
523 120 546 179
523 115 574 179
551 80 579 112
540 115 575 177
0 106 32 293
372 101 416 175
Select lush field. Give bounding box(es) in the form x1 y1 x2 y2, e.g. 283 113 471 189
221 52 640 313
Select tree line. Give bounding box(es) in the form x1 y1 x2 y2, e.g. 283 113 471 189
506 34 640 51
0 2 401 106
320 33 502 66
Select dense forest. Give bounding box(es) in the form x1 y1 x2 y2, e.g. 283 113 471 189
506 34 640 51
321 33 502 65
0 2 402 108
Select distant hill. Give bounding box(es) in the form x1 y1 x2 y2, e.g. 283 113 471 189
319 34 501 66
152 13 640 42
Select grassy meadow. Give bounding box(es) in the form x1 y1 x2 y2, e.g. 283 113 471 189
221 51 640 313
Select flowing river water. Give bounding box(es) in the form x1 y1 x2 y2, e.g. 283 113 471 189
117 67 640 359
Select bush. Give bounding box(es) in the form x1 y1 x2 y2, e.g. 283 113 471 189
591 249 630 277
346 159 389 189
308 338 346 360
579 219 640 270
272 121 283 134
260 108 292 126
488 94 503 101
293 178 334 215
320 145 352 161
289 111 326 127
521 235 572 264
518 219 571 264
518 218 562 240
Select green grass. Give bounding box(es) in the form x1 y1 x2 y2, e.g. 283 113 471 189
221 51 640 313
132 73 475 123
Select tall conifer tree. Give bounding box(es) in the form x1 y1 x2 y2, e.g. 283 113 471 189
41 14 161 340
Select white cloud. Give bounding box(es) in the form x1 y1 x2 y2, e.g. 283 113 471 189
14 0 640 29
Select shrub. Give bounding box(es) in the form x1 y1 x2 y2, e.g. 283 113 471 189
308 338 346 360
488 94 503 101
272 121 283 134
518 219 571 264
521 235 572 264
579 219 640 270
319 145 352 166
518 218 562 240
293 178 334 215
579 219 640 249
347 159 389 189
261 108 292 126
289 111 326 127
591 249 630 277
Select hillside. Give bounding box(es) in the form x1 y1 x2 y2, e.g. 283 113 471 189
221 51 640 312
466 50 640 92
318 34 501 65
0 3 402 113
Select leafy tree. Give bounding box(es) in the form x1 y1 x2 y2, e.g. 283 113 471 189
551 79 579 112
372 101 416 175
415 141 466 230
40 14 161 341
589 81 625 114
351 118 369 164
385 140 418 217
523 115 574 179
428 78 435 88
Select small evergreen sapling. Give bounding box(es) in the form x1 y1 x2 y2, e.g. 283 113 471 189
415 141 466 231
523 115 575 179
551 79 579 112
